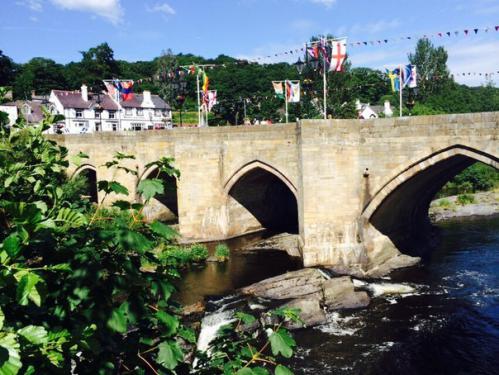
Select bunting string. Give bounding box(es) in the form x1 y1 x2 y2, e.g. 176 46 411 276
249 25 499 62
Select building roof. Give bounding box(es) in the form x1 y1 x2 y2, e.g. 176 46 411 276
14 100 46 123
52 90 119 110
120 94 170 110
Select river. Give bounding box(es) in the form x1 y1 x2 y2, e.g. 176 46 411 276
176 216 499 374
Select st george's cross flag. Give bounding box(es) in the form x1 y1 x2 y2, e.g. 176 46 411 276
329 39 347 72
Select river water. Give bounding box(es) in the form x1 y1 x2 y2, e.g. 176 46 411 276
176 216 499 374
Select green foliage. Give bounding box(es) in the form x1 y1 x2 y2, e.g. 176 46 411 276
437 198 452 208
456 194 475 206
215 243 230 261
0 114 194 373
437 162 499 197
190 244 209 262
195 308 300 374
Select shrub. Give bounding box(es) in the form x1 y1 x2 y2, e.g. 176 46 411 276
215 243 230 261
189 244 209 262
457 194 475 205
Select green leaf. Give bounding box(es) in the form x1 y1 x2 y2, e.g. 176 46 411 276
2 234 21 258
109 181 129 195
236 369 256 375
155 311 179 336
235 312 256 325
253 368 270 375
275 365 293 375
137 179 164 200
157 341 183 370
53 207 88 229
107 302 135 333
111 200 131 210
114 152 135 160
148 221 178 240
17 325 48 345
48 263 72 272
0 307 4 330
178 327 196 344
0 332 22 375
16 273 42 306
119 230 153 253
269 329 295 358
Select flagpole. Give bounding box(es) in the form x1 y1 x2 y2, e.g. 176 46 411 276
323 39 327 120
285 80 289 123
399 64 403 117
196 71 202 127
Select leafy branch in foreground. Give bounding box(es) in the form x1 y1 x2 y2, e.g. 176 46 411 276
0 107 300 374
195 308 301 374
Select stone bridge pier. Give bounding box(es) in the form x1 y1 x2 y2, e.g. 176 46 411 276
51 112 499 275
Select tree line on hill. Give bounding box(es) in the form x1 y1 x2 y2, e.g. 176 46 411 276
1 38 499 126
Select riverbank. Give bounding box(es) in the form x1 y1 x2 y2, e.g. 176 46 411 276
429 190 498 222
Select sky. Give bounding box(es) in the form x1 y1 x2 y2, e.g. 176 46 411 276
1 0 499 86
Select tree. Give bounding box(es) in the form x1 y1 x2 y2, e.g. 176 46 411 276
155 49 181 108
408 38 450 100
79 42 120 89
0 50 16 87
13 57 66 99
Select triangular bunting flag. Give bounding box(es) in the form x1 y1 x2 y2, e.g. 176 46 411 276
446 31 451 36
464 29 469 35
474 28 479 34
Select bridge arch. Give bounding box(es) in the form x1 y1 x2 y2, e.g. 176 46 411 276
224 160 298 237
138 164 179 223
71 164 98 203
362 145 498 256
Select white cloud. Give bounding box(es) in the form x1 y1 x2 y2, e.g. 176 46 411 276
146 2 176 16
309 0 336 8
50 0 124 25
16 0 43 12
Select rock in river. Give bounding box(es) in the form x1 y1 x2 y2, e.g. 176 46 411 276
322 276 370 309
239 268 327 300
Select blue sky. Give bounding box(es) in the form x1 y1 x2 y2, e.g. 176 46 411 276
1 0 499 86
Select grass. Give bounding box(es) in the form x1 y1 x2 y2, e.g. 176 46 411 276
456 194 475 206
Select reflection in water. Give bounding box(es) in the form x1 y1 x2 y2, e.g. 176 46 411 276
175 232 302 305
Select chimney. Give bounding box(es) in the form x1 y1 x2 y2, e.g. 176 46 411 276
31 90 36 98
355 99 361 111
142 90 153 106
384 100 393 118
81 84 88 101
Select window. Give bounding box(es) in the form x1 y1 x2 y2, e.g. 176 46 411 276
137 109 143 116
95 122 101 132
109 110 116 119
125 108 132 116
76 110 83 118
131 123 144 131
112 123 117 131
155 109 162 116
94 110 101 118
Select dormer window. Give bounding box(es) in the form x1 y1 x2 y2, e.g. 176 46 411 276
22 104 31 116
76 110 83 118
137 109 143 116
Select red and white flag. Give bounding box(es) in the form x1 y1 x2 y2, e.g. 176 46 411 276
329 39 347 72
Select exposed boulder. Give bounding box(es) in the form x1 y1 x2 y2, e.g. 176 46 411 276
240 268 327 300
322 276 370 309
282 297 327 329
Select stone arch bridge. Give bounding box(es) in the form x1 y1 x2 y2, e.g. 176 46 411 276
50 112 499 275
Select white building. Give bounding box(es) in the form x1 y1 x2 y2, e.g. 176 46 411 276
48 85 172 134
